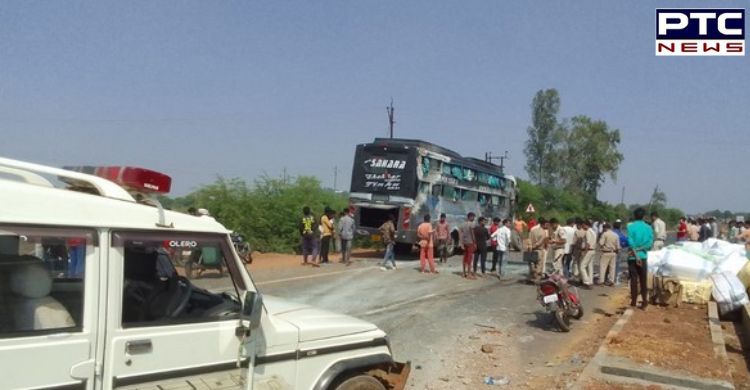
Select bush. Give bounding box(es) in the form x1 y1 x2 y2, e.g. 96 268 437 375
163 176 348 253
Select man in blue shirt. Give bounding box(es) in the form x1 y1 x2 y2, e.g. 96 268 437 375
627 208 654 310
612 220 628 285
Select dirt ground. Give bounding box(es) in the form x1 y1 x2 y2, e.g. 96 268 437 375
411 288 629 389
247 248 376 270
723 320 750 390
606 304 729 381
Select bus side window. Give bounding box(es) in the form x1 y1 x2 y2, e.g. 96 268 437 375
432 184 442 197
462 190 477 202
491 195 501 207
442 186 458 202
479 194 488 205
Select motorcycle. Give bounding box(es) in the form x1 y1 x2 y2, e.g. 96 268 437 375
537 273 584 332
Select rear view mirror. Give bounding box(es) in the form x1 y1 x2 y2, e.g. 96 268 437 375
241 290 263 330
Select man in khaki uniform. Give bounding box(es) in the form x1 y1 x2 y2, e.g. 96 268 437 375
571 218 587 282
579 220 597 289
528 218 549 282
598 223 621 286
549 218 566 275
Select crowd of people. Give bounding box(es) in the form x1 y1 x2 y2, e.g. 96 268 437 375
293 205 750 310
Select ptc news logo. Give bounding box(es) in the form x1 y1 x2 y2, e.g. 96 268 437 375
656 8 745 56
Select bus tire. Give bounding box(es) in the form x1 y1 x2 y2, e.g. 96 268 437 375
445 237 456 257
394 243 413 255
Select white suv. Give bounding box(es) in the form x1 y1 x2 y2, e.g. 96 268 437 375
0 157 409 390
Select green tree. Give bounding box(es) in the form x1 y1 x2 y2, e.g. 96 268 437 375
561 115 624 199
524 89 565 186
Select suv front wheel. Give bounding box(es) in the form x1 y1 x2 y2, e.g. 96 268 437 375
334 375 386 390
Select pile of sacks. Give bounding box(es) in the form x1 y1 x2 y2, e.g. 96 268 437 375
647 238 750 315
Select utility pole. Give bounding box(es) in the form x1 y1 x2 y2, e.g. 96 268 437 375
282 167 287 184
333 166 338 191
387 98 395 138
620 186 626 205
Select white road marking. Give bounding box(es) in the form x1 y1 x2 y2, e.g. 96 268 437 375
358 293 438 316
256 266 376 286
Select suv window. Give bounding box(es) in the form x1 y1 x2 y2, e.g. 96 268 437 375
0 226 93 338
113 232 243 327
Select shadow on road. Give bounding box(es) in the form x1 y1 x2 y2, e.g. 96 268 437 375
524 311 561 332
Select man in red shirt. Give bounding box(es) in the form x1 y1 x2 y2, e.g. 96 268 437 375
528 217 538 231
677 217 688 241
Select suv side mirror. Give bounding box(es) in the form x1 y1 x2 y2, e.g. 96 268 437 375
241 290 263 330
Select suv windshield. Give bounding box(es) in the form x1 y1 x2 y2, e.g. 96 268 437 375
113 232 244 327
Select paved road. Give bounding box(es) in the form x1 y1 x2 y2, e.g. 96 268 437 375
246 251 625 388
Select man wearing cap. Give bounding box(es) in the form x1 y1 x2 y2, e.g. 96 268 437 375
612 220 629 285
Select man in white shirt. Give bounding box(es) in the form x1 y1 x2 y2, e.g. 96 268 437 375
651 212 667 250
491 219 512 277
562 218 577 278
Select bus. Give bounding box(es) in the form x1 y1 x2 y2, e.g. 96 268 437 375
349 138 518 254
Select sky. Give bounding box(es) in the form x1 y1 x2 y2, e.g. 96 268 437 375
1 1 748 214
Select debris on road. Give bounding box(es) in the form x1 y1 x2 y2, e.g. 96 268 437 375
481 344 494 353
483 376 510 386
518 335 535 343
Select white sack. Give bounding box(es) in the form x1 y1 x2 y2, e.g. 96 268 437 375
710 271 750 315
658 248 714 281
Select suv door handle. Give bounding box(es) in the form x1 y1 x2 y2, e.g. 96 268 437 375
125 339 153 355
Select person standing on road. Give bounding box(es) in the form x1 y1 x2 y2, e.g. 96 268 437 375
379 214 397 270
299 207 320 267
512 217 527 251
698 218 713 242
319 207 335 264
527 218 549 283
562 218 577 279
736 222 750 260
489 217 500 273
598 223 620 286
612 220 629 285
337 208 355 265
491 219 512 276
627 208 654 310
435 213 451 263
417 215 437 274
688 219 700 241
710 218 719 239
579 220 597 289
651 212 666 250
549 218 566 275
676 217 688 242
458 212 477 279
571 218 586 283
473 217 490 276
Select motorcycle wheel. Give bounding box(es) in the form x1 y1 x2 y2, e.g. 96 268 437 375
554 306 571 332
571 304 584 320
